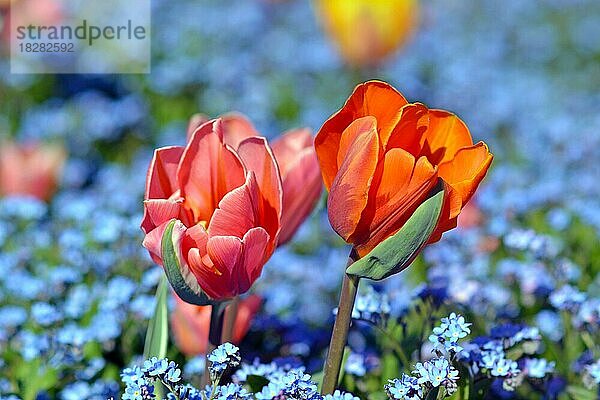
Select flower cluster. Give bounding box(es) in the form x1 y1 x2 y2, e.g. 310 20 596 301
120 347 360 400
121 358 183 400
351 286 391 327
385 314 470 399
428 312 471 354
208 343 242 376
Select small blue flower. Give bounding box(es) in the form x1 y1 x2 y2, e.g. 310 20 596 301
143 357 169 377
208 343 241 375
384 374 422 400
525 358 555 378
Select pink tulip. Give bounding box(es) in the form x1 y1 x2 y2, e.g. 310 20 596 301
170 294 262 356
141 118 282 300
192 112 322 245
270 128 322 244
0 140 65 201
2 0 63 45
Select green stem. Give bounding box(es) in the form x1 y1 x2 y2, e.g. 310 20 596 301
435 387 446 400
321 249 360 395
201 302 226 387
221 296 240 344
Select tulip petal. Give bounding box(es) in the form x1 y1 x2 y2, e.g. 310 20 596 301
271 128 313 177
352 153 438 257
142 199 183 234
327 118 380 241
438 141 493 215
337 116 378 168
178 119 246 222
171 296 210 355
142 220 171 265
145 146 185 199
192 235 240 299
420 109 473 165
232 295 262 343
186 113 209 142
203 227 270 299
237 137 283 241
161 220 213 305
315 80 408 189
221 112 261 149
208 172 261 239
240 227 270 285
385 103 429 155
278 148 323 245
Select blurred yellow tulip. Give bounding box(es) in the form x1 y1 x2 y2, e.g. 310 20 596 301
314 0 419 67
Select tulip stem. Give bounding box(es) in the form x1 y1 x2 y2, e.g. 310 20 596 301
202 302 226 387
321 249 360 395
221 296 240 344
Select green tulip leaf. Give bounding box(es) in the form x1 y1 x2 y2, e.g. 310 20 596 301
161 219 214 306
346 182 445 281
143 274 168 360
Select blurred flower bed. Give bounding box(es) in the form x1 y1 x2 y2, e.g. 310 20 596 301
0 0 599 399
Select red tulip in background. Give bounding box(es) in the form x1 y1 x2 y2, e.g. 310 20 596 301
187 112 322 245
0 140 66 201
171 294 262 356
141 119 282 300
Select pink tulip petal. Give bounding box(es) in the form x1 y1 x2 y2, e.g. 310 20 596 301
146 146 185 199
239 227 270 286
141 198 183 234
278 148 323 245
208 172 260 239
186 113 209 142
142 219 173 265
236 136 283 241
178 119 246 222
271 128 313 176
221 112 261 149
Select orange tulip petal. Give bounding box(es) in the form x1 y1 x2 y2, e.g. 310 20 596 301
315 80 408 189
352 154 437 256
170 297 211 355
236 136 283 241
438 141 493 210
327 118 380 241
385 103 429 155
232 295 262 343
146 146 184 199
221 112 261 149
208 172 260 239
337 116 378 168
420 109 473 165
178 119 246 223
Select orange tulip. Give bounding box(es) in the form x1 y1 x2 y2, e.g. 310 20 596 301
314 0 419 67
0 140 65 201
315 81 493 257
171 294 262 356
187 112 322 245
141 118 282 300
